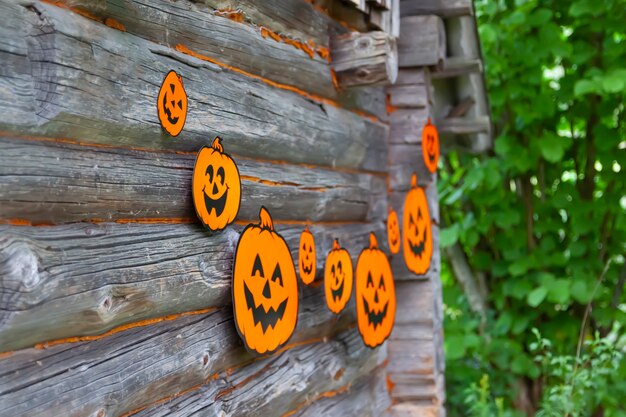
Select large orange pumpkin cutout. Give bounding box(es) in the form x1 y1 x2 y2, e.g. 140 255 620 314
298 227 317 285
402 173 433 275
192 137 241 232
233 207 298 354
324 239 353 314
157 70 188 137
356 233 396 348
387 207 401 255
422 118 439 173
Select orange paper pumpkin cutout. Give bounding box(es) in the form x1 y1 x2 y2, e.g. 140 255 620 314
233 207 298 354
355 233 396 348
422 118 439 173
387 208 401 255
192 137 241 232
298 227 317 285
324 239 353 314
402 173 433 275
157 70 188 136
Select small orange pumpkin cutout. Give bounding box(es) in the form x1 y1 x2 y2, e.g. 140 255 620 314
233 207 298 354
355 233 396 348
387 207 401 255
422 118 439 173
157 70 188 136
402 173 433 275
192 137 241 232
324 239 353 314
298 226 317 285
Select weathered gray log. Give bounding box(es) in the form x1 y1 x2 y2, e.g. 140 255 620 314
388 143 434 189
134 332 387 417
398 15 446 67
437 116 491 135
293 368 392 417
42 0 389 120
0 136 386 224
198 0 347 46
387 85 429 108
0 296 369 417
0 221 387 351
400 0 473 17
389 108 430 144
0 0 387 172
430 57 483 79
331 31 398 88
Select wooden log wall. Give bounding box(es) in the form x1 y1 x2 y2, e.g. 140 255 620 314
0 0 449 415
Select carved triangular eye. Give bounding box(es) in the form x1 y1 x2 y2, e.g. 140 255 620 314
170 83 175 93
337 260 343 274
206 164 214 182
367 271 374 287
378 275 385 291
252 254 264 278
272 264 283 287
177 99 183 109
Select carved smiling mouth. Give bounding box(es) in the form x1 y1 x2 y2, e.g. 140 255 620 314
363 297 388 329
409 227 427 256
429 152 436 163
301 262 313 275
331 278 344 302
203 187 228 217
162 92 180 125
244 281 287 332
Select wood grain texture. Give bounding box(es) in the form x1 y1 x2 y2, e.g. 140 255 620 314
0 0 388 172
0 136 386 224
398 15 446 67
0 299 368 417
293 368 392 417
400 0 473 17
0 221 387 351
49 0 335 98
45 0 389 120
331 31 398 87
133 332 388 417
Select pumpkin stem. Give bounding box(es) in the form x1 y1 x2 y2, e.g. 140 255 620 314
411 172 417 188
388 206 393 214
258 206 274 230
426 117 431 126
332 239 340 250
304 225 310 233
369 232 378 249
211 137 224 153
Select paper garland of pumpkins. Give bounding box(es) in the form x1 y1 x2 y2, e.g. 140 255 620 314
233 207 299 354
192 137 241 232
387 208 401 255
356 233 396 348
298 227 317 285
422 118 439 174
403 173 433 275
157 70 188 137
324 239 354 314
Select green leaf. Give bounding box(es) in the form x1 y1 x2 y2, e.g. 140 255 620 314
547 279 571 304
540 133 568 163
601 69 626 93
574 79 600 96
440 224 460 248
527 286 548 307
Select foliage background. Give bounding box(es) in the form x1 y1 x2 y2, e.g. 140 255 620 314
439 0 626 415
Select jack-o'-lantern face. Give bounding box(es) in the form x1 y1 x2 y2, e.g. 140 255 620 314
192 137 241 232
422 118 439 173
402 173 433 275
157 70 188 136
324 239 353 314
298 227 317 285
356 233 396 348
233 207 298 354
387 208 400 255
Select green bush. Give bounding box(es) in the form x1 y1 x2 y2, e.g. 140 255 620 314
440 0 626 415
